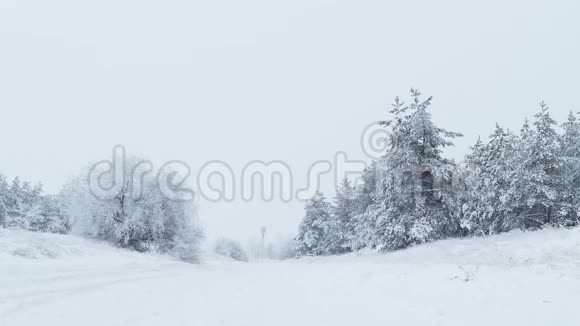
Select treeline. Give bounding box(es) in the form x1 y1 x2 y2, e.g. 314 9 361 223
296 89 580 256
0 176 69 233
0 157 203 262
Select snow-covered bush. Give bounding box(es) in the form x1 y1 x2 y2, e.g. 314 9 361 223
214 238 248 262
60 158 203 262
276 239 298 259
245 237 297 260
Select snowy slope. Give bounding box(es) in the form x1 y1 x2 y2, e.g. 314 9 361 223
1 228 580 326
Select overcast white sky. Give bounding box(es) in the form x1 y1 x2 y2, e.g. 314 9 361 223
1 0 579 243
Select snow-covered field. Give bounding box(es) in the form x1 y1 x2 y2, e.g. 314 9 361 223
1 228 580 326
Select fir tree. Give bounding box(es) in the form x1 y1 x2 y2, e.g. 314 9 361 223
559 111 580 224
0 175 7 228
348 162 381 250
325 178 356 254
28 196 69 234
370 89 463 250
0 200 5 228
5 177 26 228
465 125 518 234
296 191 332 256
514 102 564 228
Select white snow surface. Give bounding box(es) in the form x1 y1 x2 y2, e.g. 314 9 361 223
1 228 580 326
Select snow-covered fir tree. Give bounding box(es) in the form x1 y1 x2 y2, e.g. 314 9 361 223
464 125 519 234
512 102 564 228
0 199 6 228
366 89 463 250
295 191 332 256
324 178 356 254
28 195 69 234
559 111 580 224
348 162 381 250
4 177 26 228
0 175 7 228
0 174 69 233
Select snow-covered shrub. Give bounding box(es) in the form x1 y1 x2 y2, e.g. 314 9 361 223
245 236 297 260
214 238 248 262
276 239 298 259
60 158 203 262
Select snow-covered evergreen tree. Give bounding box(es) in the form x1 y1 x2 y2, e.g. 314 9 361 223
28 195 69 234
295 191 332 256
4 177 27 229
559 111 580 225
464 125 519 234
0 174 68 233
0 199 5 228
368 89 463 250
324 178 356 254
348 162 381 251
0 175 7 228
512 102 564 228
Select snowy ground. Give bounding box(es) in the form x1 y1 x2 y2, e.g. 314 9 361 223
1 228 580 326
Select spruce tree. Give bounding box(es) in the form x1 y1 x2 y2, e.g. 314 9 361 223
514 102 564 228
296 191 332 256
5 177 26 228
325 178 356 254
559 111 580 225
348 162 381 250
0 200 5 228
465 125 518 234
370 89 463 250
28 196 69 234
0 175 7 228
